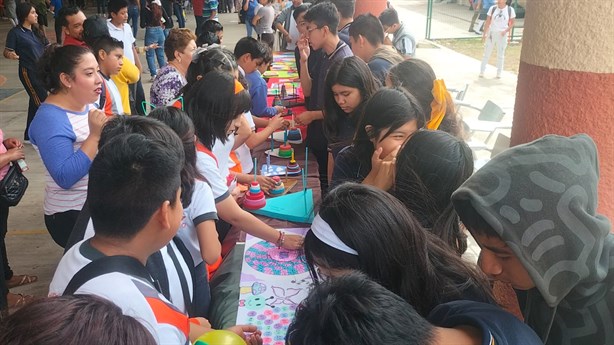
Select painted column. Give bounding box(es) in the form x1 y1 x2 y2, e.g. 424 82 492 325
512 1 614 221
354 0 387 17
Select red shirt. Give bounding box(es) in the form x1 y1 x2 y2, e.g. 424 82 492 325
63 35 87 47
193 0 204 16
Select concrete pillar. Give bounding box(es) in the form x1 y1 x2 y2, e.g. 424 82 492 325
354 0 387 17
511 1 614 221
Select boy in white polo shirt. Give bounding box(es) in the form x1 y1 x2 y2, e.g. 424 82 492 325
479 0 515 78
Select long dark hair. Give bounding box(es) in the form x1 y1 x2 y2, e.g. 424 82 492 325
392 130 473 255
303 183 494 317
148 106 207 207
323 56 379 145
183 47 237 95
388 59 462 138
353 87 425 171
16 2 46 42
184 70 251 149
0 294 157 345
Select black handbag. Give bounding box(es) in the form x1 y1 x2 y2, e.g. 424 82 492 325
0 163 28 207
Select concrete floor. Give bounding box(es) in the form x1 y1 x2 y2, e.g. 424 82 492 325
0 5 517 299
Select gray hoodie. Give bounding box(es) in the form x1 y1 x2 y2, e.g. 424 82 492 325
452 134 614 345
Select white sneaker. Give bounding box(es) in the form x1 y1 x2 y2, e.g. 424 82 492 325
479 73 484 78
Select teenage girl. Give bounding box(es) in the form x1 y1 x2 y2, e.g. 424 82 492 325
387 59 463 138
392 130 474 256
330 87 424 191
184 70 303 250
304 183 494 317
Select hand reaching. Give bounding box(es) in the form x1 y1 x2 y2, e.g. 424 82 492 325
87 108 109 138
297 35 310 62
282 233 304 250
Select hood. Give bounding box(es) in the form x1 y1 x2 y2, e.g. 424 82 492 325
371 46 404 66
452 134 614 343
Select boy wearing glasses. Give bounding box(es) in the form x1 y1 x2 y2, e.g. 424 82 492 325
296 2 352 194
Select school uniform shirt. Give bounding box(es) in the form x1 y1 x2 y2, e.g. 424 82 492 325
330 145 368 190
428 300 543 345
177 180 218 266
246 70 278 117
5 25 48 69
233 112 256 173
29 103 95 215
99 73 125 115
107 20 136 64
196 142 231 204
49 239 191 345
392 22 416 57
306 40 352 151
212 135 237 191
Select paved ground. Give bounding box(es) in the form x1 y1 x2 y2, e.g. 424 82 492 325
0 7 518 299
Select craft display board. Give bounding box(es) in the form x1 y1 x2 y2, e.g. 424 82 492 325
237 228 313 345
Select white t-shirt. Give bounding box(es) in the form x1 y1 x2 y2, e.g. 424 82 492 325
287 12 299 51
233 112 256 173
106 78 124 114
81 221 193 314
196 145 231 203
488 5 516 32
177 180 218 266
49 240 190 345
107 20 136 63
212 135 236 190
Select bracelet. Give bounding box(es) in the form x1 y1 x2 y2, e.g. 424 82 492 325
276 231 285 248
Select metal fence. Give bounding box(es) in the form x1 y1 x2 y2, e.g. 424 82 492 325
418 0 524 41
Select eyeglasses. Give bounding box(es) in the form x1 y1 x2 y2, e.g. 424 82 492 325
305 26 324 36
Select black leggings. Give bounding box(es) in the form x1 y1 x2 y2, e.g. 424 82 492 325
310 146 329 195
45 210 80 248
18 67 47 140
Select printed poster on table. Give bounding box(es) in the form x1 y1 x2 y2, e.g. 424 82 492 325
236 228 313 345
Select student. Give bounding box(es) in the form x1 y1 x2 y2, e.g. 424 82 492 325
331 87 424 190
184 71 303 250
323 57 378 181
235 37 285 117
290 4 319 80
452 134 614 345
286 271 543 345
149 107 220 317
274 0 304 51
91 36 125 115
330 0 354 46
387 59 463 138
348 13 403 85
479 0 515 78
29 45 108 248
0 295 157 345
303 183 494 316
196 19 224 46
379 7 416 58
3 2 49 142
392 130 473 256
252 0 276 49
296 2 352 194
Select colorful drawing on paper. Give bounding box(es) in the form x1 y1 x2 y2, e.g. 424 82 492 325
237 228 313 345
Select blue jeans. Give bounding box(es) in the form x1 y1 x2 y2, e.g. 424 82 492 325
128 4 139 38
245 17 255 37
144 27 167 77
174 2 185 28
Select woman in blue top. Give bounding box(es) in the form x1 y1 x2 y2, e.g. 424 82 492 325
3 3 49 141
28 45 109 248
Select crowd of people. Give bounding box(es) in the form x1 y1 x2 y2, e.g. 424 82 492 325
1 0 612 344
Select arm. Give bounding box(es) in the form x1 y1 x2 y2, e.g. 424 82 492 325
0 147 24 169
232 116 251 150
196 219 221 265
274 7 290 38
245 115 286 149
252 13 261 26
3 48 18 60
297 36 312 97
132 45 143 71
215 195 303 250
251 82 280 117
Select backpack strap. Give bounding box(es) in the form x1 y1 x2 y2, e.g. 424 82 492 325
166 240 194 316
146 251 171 301
63 255 159 296
97 78 107 111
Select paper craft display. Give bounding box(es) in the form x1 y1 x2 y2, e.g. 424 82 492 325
251 188 314 223
237 228 313 345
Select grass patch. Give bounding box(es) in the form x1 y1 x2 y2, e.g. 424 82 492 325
436 38 522 74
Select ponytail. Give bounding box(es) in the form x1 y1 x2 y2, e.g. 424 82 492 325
37 44 93 93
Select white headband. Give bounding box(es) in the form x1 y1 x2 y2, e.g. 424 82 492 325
310 214 358 256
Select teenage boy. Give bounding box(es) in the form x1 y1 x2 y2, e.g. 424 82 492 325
91 36 125 115
349 13 403 85
379 7 416 58
234 37 285 117
331 0 354 46
107 0 146 115
58 6 88 47
274 0 304 51
296 2 352 193
287 271 543 345
452 134 614 345
49 133 260 343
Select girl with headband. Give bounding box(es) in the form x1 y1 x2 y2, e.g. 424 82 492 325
303 183 494 317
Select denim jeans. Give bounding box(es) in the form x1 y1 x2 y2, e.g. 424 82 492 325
128 4 139 38
173 2 186 28
144 27 167 77
245 17 255 37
